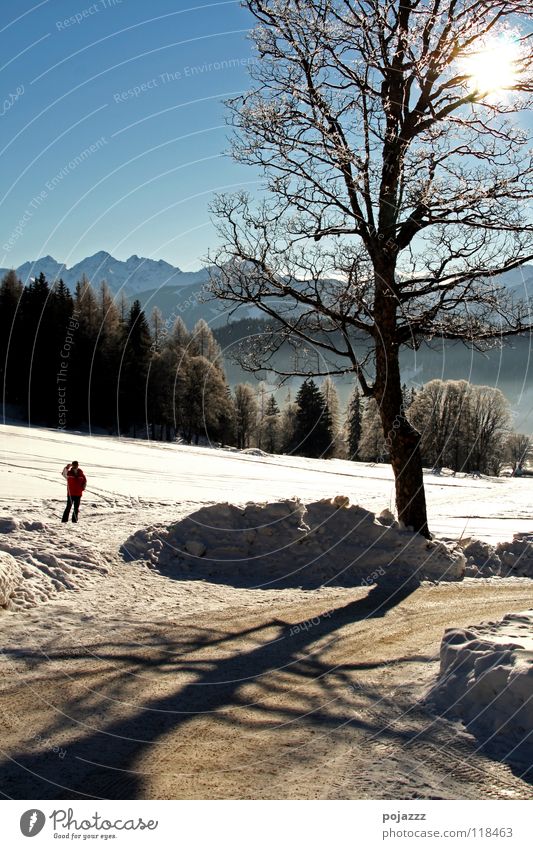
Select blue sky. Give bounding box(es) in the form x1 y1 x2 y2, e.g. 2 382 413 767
0 0 258 270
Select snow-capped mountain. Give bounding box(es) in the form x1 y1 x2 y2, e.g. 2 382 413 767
0 251 211 297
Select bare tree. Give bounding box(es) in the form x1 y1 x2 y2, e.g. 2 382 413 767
208 0 533 536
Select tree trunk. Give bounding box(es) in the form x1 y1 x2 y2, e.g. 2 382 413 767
373 274 430 538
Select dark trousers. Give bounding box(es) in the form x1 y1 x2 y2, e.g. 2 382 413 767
62 495 81 523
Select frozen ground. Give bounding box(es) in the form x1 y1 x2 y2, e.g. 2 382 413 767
0 423 532 799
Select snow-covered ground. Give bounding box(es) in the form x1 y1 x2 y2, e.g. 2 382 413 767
1 422 533 612
2 422 533 542
0 423 532 800
429 611 533 769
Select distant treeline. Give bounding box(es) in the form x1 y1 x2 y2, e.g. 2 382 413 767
0 271 348 455
1 271 529 473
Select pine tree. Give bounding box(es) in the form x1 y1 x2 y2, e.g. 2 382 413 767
20 272 51 421
234 383 258 449
321 376 343 457
119 300 152 436
346 387 362 461
0 270 24 410
94 281 122 432
68 277 100 426
262 395 281 453
279 391 298 454
291 379 334 458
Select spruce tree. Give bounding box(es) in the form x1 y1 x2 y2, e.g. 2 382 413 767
20 272 51 422
119 300 152 436
347 387 362 461
321 376 343 457
262 395 281 454
292 379 333 458
0 270 23 411
94 281 122 432
234 383 258 449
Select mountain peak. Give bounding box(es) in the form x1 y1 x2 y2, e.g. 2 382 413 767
85 250 113 262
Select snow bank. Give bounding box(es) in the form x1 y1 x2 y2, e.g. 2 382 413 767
0 518 110 611
464 534 533 578
428 611 533 768
121 496 465 589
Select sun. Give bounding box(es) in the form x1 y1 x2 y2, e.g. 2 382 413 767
462 36 519 99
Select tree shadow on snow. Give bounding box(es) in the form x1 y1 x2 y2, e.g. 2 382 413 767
0 584 428 800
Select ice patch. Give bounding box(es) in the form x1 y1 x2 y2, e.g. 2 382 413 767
121 496 465 589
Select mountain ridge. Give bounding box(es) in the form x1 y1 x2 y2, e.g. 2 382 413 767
0 251 211 297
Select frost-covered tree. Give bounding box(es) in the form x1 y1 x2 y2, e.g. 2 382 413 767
408 379 510 474
255 380 269 448
279 391 298 453
358 397 386 462
150 306 167 353
182 355 233 445
209 0 533 536
170 315 190 350
189 318 220 363
468 385 510 474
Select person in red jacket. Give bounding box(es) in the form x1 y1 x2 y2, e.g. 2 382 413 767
61 461 87 523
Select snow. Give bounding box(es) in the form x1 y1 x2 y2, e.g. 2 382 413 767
2 422 532 543
464 535 533 578
0 422 531 799
0 422 531 613
0 517 109 610
122 496 466 589
428 611 533 768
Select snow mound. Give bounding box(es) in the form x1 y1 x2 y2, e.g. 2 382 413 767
428 611 533 768
464 534 533 578
0 521 110 611
121 497 465 589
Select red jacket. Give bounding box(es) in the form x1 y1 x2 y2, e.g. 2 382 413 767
63 466 87 497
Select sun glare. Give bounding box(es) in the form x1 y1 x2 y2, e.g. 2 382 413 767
462 36 519 99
